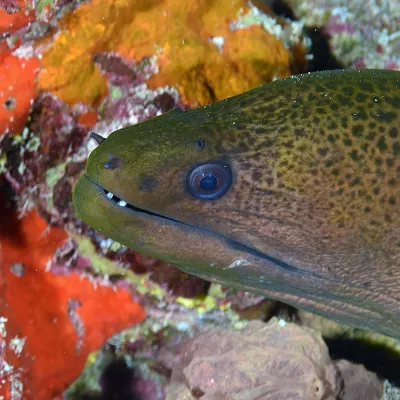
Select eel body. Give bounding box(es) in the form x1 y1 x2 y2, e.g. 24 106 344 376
73 69 400 338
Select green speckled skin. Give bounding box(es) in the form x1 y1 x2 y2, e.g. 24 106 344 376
74 69 400 338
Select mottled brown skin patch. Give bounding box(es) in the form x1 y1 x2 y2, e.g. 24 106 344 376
74 69 400 339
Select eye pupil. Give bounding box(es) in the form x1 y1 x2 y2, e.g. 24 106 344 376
200 174 218 192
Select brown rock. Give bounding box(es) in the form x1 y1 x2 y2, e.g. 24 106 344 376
166 319 383 400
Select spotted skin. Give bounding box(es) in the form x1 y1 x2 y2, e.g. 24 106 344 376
74 69 400 338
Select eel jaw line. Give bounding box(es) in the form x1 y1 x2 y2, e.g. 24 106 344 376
102 187 180 222
98 181 321 279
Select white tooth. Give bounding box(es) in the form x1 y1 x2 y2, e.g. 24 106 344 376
107 192 114 200
118 200 127 207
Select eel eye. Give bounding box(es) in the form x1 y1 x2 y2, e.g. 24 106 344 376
186 162 232 200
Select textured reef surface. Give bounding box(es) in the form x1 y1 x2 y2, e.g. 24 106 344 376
0 0 399 399
286 0 400 69
167 319 383 400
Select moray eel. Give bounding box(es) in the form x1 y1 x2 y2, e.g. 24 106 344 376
73 69 400 339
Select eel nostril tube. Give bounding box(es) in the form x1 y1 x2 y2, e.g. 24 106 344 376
90 131 106 145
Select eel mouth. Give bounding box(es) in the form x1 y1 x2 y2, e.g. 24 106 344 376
93 178 318 278
102 187 184 224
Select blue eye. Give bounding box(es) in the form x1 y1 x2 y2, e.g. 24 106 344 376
186 162 232 200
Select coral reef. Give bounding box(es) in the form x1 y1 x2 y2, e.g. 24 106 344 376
0 0 35 34
65 298 246 399
37 0 308 106
0 53 39 137
166 319 383 400
286 0 400 69
0 203 145 398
